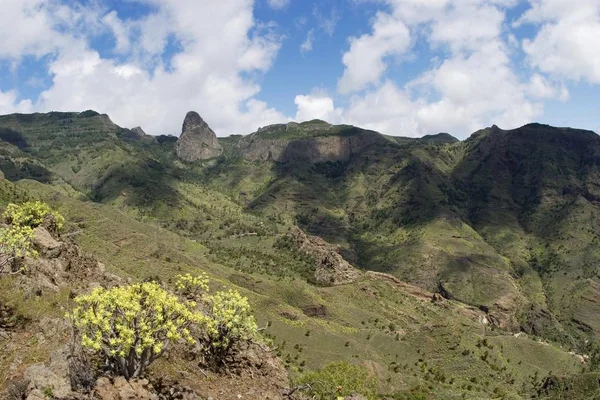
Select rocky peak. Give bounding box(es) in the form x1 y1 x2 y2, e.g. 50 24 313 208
131 126 146 137
175 111 222 161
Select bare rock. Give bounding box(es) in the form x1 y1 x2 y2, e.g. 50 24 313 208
175 112 222 161
95 377 158 400
32 227 62 258
24 363 72 399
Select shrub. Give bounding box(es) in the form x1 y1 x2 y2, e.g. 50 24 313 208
174 272 209 299
202 289 258 366
0 225 37 275
3 201 64 230
69 282 204 379
293 361 377 400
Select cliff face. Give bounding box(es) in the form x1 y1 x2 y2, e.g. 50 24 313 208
233 123 389 163
175 112 222 161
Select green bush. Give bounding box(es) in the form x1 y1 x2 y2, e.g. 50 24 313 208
293 361 377 399
202 289 258 366
69 282 204 379
69 276 259 378
3 201 64 230
174 272 209 299
0 225 37 275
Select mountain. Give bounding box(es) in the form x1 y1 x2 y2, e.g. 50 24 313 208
1 110 600 398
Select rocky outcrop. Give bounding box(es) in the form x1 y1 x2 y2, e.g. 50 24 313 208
131 127 147 137
175 112 222 161
287 227 362 285
235 124 388 163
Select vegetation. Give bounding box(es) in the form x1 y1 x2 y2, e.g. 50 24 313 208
69 282 201 379
2 112 600 397
0 225 37 275
293 361 377 400
3 201 64 230
174 272 209 299
201 289 258 366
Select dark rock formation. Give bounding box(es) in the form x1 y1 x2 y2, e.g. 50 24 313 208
175 112 222 161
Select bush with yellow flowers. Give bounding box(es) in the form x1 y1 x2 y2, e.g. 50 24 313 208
68 281 205 379
174 272 209 299
201 289 258 366
3 201 64 230
0 225 37 275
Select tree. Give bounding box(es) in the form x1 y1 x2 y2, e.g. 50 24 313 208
0 225 37 275
69 282 204 379
3 201 64 230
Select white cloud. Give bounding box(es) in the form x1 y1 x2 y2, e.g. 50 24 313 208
300 29 315 53
0 0 286 136
322 0 550 137
338 12 411 93
294 92 343 122
267 0 290 10
526 74 569 101
102 11 131 53
519 0 600 83
0 90 33 114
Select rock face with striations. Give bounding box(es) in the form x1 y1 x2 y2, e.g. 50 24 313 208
175 111 222 161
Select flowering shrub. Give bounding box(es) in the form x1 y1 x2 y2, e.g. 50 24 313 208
202 289 258 365
3 201 64 230
69 282 204 379
174 272 209 299
0 225 37 275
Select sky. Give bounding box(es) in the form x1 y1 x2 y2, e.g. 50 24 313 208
0 0 599 138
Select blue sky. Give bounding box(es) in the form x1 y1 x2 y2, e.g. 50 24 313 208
0 0 599 138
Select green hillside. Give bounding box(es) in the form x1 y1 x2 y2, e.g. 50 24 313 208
1 111 600 398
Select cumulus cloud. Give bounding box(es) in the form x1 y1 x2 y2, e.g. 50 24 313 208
518 0 600 83
0 0 285 136
338 12 411 93
328 0 568 137
294 92 342 123
0 90 33 114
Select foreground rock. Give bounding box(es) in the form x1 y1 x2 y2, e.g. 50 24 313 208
175 111 222 161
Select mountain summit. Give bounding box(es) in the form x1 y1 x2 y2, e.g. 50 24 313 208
175 111 222 161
